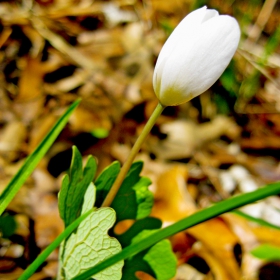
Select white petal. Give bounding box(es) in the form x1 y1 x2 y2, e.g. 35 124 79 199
153 6 209 88
201 9 219 23
158 15 240 105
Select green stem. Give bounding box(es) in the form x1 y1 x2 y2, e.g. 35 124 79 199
73 182 280 280
18 209 93 280
101 102 165 207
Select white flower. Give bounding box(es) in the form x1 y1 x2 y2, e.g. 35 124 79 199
153 6 240 106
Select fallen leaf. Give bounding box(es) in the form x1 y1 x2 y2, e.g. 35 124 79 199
0 121 26 161
17 57 45 102
152 116 240 160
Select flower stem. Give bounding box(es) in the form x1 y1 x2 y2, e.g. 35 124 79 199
101 102 166 207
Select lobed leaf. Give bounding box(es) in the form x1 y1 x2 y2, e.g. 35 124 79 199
143 240 177 280
112 161 153 222
95 160 175 279
95 161 154 221
59 183 124 279
122 230 177 280
95 161 121 208
116 217 162 248
58 146 97 227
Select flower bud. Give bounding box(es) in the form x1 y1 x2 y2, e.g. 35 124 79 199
153 6 240 106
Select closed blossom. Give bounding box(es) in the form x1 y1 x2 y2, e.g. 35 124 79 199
153 6 240 106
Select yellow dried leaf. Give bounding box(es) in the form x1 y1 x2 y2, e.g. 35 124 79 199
17 57 45 102
188 220 241 280
151 165 194 224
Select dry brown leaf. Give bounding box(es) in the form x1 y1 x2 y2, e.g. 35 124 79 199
241 134 280 150
69 105 112 132
188 220 241 280
33 194 64 249
150 0 186 14
175 264 206 280
29 115 57 153
13 97 46 123
0 267 24 280
121 22 144 52
17 57 45 102
0 179 34 215
251 226 280 247
0 26 12 48
151 165 195 224
0 121 27 161
54 68 90 92
223 213 263 279
152 116 240 160
14 214 30 239
78 28 125 66
135 271 156 280
41 260 60 279
194 242 235 280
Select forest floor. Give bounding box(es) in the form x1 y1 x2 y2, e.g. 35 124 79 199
1 0 280 279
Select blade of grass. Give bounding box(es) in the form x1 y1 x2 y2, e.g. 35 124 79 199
73 182 280 280
232 209 280 230
18 209 93 280
0 99 81 216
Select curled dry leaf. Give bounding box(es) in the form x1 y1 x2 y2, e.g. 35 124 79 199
0 121 26 162
17 57 45 102
151 165 195 225
29 115 58 153
193 241 236 280
175 264 205 280
188 220 241 280
69 105 112 132
151 116 241 160
33 193 64 249
222 213 262 278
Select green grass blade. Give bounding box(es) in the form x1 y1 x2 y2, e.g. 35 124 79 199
73 182 280 280
18 209 93 280
0 99 81 216
232 209 280 230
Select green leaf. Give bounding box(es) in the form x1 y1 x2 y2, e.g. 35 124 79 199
58 146 97 227
0 99 80 216
72 182 280 280
112 161 153 221
122 251 153 280
91 128 109 139
116 217 162 248
95 161 153 221
95 161 121 208
251 244 280 261
60 183 123 280
143 240 177 280
96 161 168 279
122 230 176 280
0 213 17 238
